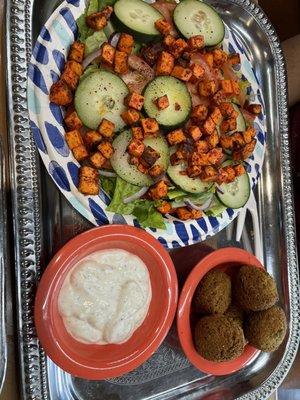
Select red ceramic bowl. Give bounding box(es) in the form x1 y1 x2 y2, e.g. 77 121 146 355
177 247 262 376
35 225 178 380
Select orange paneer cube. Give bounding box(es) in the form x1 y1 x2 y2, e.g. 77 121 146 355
125 92 144 110
65 130 83 150
191 104 208 121
84 131 102 149
68 41 85 63
187 35 204 51
114 50 128 74
98 118 115 137
171 65 192 81
141 118 159 135
131 126 144 140
198 80 217 96
156 51 174 75
190 63 205 83
155 18 172 35
86 12 107 31
72 145 89 161
166 129 185 145
101 43 115 66
155 94 169 110
89 152 106 168
117 33 134 55
121 108 140 125
187 125 202 141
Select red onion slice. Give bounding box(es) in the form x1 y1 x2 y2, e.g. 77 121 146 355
123 186 148 204
82 49 102 69
128 55 155 80
99 170 117 178
108 32 121 48
184 195 213 211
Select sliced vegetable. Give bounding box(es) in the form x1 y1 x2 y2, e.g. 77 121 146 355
100 175 116 198
112 0 163 43
84 30 107 57
231 103 246 132
216 161 250 208
205 196 226 216
110 130 169 186
167 149 211 194
173 0 225 46
99 170 117 177
75 70 129 130
143 76 192 129
107 177 165 228
123 186 148 203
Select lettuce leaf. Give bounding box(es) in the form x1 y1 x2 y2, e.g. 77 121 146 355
77 0 99 41
106 177 166 229
100 176 116 198
84 30 107 56
106 177 139 214
167 187 215 203
132 200 165 229
205 196 226 216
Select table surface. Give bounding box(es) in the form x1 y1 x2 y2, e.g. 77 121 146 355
0 0 299 399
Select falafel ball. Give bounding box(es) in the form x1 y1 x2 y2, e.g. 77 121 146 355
234 265 278 311
194 269 231 314
194 315 245 362
224 304 244 327
244 305 287 352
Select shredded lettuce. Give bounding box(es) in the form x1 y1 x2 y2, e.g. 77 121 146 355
77 0 117 43
76 0 98 41
84 30 107 56
106 177 139 214
132 200 165 229
100 176 116 198
106 177 165 229
205 196 226 216
167 187 215 203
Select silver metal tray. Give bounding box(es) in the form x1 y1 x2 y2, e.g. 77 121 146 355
5 0 300 398
0 138 7 394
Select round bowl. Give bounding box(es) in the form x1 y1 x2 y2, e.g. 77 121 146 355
34 225 178 380
177 247 262 376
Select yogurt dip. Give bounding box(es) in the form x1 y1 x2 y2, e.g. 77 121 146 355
58 249 152 345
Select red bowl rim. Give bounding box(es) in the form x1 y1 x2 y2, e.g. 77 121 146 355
177 247 262 376
34 225 178 379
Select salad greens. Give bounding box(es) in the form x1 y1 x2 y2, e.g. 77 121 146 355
100 175 116 198
106 177 165 229
84 30 107 56
77 0 117 43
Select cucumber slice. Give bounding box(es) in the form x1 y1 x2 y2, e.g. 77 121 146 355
232 104 246 132
167 149 211 194
112 0 163 43
173 0 225 46
216 161 250 208
143 76 192 129
75 70 129 130
111 130 169 187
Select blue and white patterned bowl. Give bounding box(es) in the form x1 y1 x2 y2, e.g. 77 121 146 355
27 0 266 249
